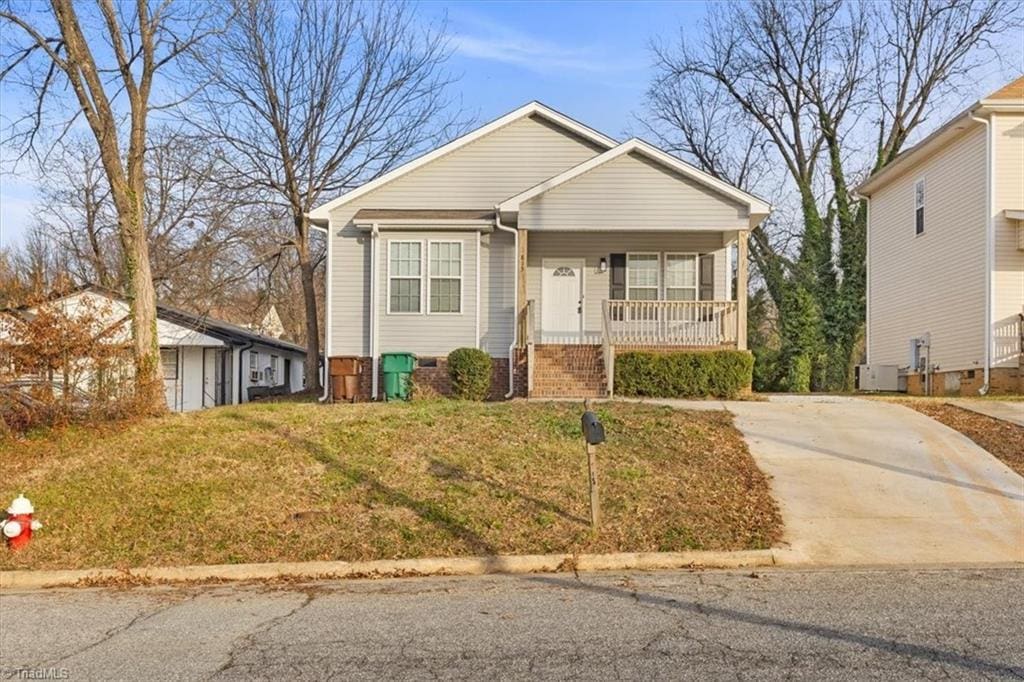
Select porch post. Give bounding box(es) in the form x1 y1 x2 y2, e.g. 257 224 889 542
517 228 528 320
736 230 749 351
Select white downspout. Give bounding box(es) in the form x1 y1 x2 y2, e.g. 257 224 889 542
494 207 518 398
313 219 332 403
370 223 380 399
970 112 993 394
476 230 482 349
864 197 870 365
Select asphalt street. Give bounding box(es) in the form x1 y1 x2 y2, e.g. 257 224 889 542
1 567 1022 680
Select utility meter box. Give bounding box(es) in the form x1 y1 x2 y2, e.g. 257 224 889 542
856 364 900 392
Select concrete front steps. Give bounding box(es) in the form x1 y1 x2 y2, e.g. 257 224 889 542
530 344 606 398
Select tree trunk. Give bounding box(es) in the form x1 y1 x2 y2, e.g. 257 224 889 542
295 213 322 392
114 186 163 412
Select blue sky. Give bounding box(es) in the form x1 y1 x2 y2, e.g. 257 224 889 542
425 0 704 133
1 0 1018 250
0 0 702 249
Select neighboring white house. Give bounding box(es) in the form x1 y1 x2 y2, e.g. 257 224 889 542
2 287 308 411
857 76 1024 395
309 101 771 399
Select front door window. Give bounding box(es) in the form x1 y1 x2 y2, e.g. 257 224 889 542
541 259 584 343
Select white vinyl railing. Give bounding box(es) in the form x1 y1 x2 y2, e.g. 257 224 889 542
602 300 739 347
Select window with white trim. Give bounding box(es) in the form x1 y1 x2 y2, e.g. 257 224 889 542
429 241 462 313
626 253 660 300
664 254 698 300
269 354 279 383
249 351 260 382
915 179 925 235
388 241 422 313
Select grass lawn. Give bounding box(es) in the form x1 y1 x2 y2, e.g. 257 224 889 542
0 400 781 571
893 399 1024 477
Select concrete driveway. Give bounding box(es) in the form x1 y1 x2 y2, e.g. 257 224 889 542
671 396 1024 566
947 399 1024 427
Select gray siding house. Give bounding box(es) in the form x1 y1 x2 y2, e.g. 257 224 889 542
310 102 771 398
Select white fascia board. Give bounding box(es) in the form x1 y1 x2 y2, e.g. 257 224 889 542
308 102 617 221
352 220 494 231
498 138 772 217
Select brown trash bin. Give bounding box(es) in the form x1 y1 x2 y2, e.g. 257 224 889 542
330 374 346 401
329 357 363 402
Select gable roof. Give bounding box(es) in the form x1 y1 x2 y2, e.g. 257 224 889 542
982 75 1024 102
497 138 772 228
308 102 617 221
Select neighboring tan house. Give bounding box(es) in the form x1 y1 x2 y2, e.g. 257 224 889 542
249 305 286 340
309 102 771 399
1 287 307 411
857 76 1024 395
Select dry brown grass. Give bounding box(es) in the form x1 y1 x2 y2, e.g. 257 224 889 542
0 400 781 571
897 400 1024 477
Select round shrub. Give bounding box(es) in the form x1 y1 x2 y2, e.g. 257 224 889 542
447 348 492 401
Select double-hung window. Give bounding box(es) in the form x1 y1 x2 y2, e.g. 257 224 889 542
270 354 279 383
626 253 660 300
389 241 422 313
664 254 698 300
915 179 925 235
429 241 462 313
249 351 260 382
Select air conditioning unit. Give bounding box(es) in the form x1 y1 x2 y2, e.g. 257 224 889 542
856 364 900 392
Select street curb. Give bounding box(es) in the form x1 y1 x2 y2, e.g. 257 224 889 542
0 549 782 591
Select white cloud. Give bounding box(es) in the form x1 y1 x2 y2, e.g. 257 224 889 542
447 13 627 76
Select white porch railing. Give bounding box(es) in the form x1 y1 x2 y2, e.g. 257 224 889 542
602 300 739 347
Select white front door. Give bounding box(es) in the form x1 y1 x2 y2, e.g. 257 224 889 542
541 258 584 343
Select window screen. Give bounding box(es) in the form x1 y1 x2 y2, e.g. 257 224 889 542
389 241 422 313
665 254 697 301
627 254 660 300
429 241 462 313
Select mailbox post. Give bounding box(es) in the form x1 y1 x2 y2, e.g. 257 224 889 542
581 400 606 531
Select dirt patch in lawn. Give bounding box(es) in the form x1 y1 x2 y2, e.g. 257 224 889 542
899 401 1024 477
0 401 781 571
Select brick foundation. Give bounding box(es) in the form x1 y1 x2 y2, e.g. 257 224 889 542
411 356 521 401
328 352 528 402
905 366 1023 396
328 345 758 402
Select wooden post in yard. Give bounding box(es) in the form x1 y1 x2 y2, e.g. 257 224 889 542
584 398 599 530
587 441 599 530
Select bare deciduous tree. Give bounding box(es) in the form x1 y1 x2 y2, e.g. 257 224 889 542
188 0 462 391
645 0 1021 391
1 0 217 411
28 139 118 288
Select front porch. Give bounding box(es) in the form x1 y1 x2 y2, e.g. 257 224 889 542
514 229 751 398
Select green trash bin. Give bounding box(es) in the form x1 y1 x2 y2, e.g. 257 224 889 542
381 352 416 401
